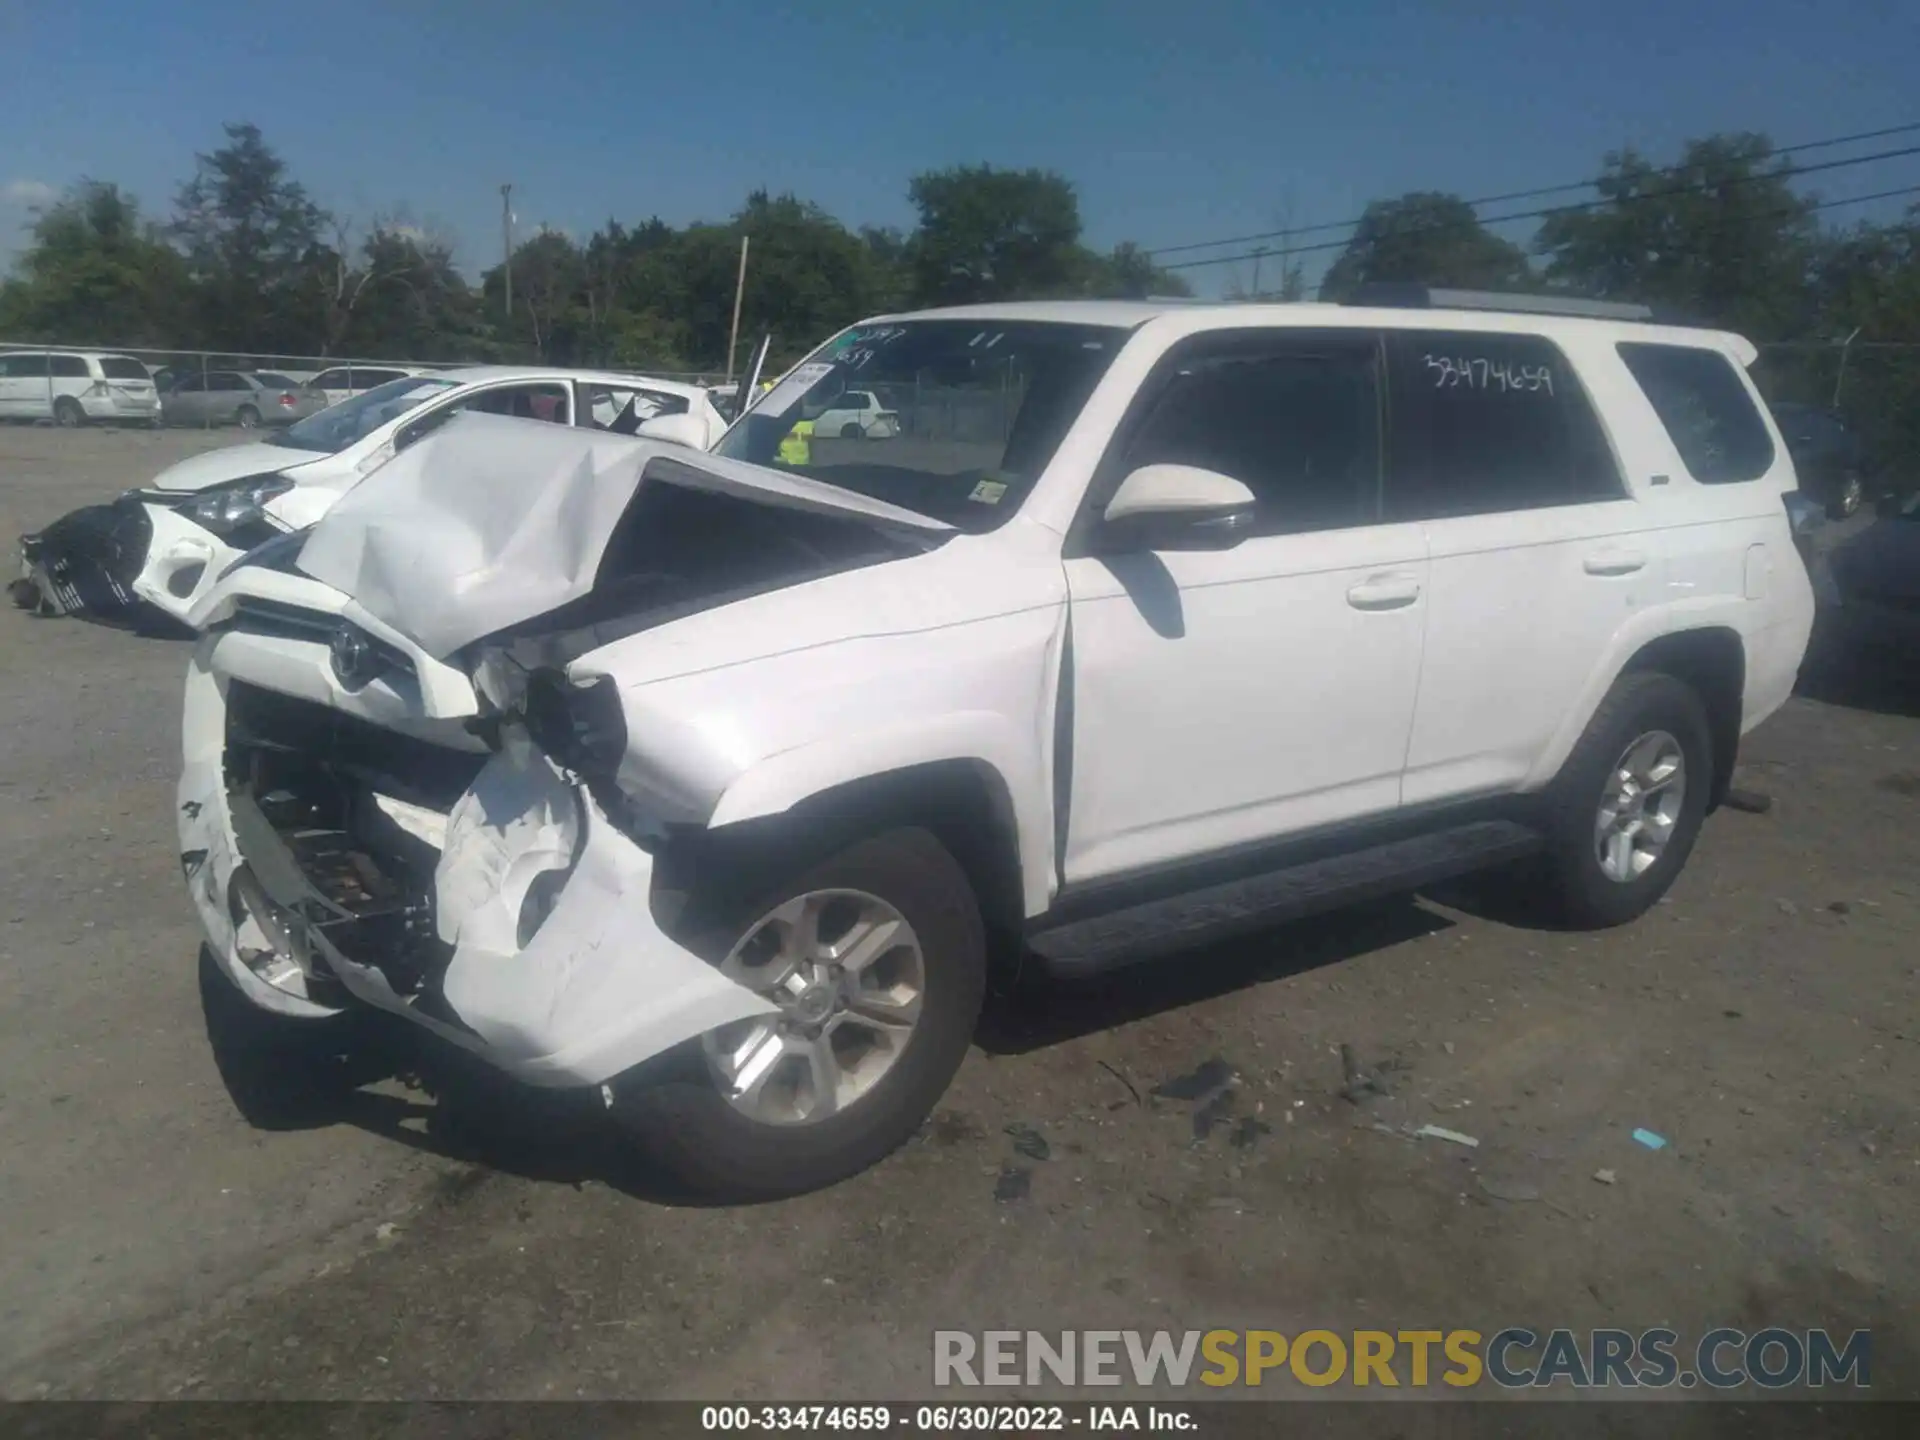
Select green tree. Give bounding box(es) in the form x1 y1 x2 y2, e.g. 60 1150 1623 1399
173 123 327 352
1082 241 1192 299
1319 192 1531 300
0 182 191 343
906 165 1087 305
1534 133 1817 337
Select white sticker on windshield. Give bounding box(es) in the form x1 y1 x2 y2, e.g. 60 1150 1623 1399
757 362 835 418
968 478 1009 505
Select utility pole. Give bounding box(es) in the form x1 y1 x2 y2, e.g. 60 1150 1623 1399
726 234 750 382
500 184 514 321
1832 325 1862 408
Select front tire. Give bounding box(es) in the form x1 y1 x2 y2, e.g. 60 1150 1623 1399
613 827 986 1201
1536 672 1713 929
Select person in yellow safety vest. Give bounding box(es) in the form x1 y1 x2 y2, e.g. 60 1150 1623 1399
778 417 814 466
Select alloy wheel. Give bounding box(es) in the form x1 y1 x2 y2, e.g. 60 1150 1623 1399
701 889 926 1126
1593 730 1687 883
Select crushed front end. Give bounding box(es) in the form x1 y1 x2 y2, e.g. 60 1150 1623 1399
179 616 778 1087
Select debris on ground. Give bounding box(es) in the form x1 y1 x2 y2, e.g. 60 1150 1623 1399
1776 898 1800 917
1475 1176 1542 1203
1339 1043 1389 1104
1153 1058 1234 1102
1004 1122 1051 1161
1631 1128 1669 1151
1193 1087 1237 1141
1723 787 1774 815
374 1222 401 1243
1098 1059 1143 1109
1412 1124 1480 1148
1229 1116 1273 1150
993 1166 1031 1203
1593 1169 1617 1185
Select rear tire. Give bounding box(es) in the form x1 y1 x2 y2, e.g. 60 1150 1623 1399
1535 672 1713 930
840 422 863 439
613 827 986 1201
235 405 261 430
52 397 85 428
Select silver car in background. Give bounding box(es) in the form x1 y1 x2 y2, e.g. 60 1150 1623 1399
160 370 328 429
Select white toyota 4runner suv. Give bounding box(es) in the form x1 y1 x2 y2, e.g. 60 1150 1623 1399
177 289 1818 1199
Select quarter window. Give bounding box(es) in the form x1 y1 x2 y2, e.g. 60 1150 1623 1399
1119 333 1382 535
1385 331 1622 520
1618 341 1775 484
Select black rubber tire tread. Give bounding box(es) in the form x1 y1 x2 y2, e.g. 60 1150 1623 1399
613 826 986 1202
1537 670 1713 930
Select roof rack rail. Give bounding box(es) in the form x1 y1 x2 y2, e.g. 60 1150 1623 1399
1339 283 1657 322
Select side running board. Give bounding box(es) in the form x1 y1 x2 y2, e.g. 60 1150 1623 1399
1027 819 1543 979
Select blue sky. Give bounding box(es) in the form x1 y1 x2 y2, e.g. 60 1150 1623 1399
2 0 1917 297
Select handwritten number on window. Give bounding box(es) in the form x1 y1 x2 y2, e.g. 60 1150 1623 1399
1423 354 1554 396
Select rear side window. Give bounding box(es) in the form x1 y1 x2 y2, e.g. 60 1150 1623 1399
1617 342 1774 484
49 354 89 378
313 368 349 388
98 357 149 380
1385 331 1622 520
1120 332 1382 536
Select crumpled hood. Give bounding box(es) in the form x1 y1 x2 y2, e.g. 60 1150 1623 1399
148 440 316 493
295 411 952 658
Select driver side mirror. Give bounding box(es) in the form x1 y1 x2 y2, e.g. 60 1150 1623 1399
637 411 709 450
1094 464 1257 552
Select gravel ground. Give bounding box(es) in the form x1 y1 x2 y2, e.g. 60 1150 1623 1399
1 425 1917 1413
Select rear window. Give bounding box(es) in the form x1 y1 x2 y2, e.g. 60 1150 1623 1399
1385 331 1623 520
255 372 299 388
1617 342 1775 484
98 356 149 380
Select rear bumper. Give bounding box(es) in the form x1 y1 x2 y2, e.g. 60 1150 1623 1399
178 652 777 1087
80 392 160 419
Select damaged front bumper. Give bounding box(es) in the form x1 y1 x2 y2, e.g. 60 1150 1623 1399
17 494 250 623
178 649 778 1087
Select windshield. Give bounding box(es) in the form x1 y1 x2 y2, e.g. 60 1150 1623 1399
711 319 1129 530
268 375 459 453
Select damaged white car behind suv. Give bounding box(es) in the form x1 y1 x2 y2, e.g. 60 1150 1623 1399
13 368 728 624
177 294 1816 1199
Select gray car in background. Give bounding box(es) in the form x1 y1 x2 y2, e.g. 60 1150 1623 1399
160 370 327 429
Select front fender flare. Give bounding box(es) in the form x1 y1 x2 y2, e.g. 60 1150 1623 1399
707 711 1053 917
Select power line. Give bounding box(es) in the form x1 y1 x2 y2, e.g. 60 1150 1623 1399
1162 176 1920 275
1147 119 1920 259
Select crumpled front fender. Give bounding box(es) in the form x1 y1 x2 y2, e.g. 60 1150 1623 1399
426 745 781 1087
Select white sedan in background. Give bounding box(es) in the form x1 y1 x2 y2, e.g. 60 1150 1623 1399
14 367 728 626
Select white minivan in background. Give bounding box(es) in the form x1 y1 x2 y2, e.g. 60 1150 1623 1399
307 364 436 408
0 351 161 426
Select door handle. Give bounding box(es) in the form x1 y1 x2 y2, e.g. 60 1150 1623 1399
1583 549 1647 577
1346 573 1422 611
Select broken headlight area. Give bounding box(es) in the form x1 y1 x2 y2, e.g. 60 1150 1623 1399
176 473 293 546
222 681 504 1009
15 499 153 615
